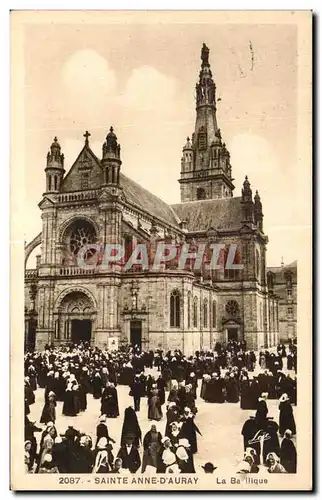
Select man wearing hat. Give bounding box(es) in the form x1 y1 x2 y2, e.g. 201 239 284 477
202 462 217 473
117 435 141 474
130 374 143 412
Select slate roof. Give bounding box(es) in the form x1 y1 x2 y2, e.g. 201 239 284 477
267 261 297 287
119 173 180 227
171 197 243 232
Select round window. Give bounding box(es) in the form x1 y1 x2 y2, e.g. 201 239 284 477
66 219 97 262
225 300 239 316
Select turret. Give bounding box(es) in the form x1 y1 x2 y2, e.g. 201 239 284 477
254 190 264 231
181 137 193 173
241 176 254 223
101 126 122 185
45 137 65 193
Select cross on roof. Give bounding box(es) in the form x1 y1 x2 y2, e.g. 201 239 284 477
83 130 91 145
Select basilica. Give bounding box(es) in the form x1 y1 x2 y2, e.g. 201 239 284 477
25 44 280 354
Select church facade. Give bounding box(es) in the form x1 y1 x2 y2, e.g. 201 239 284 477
25 44 280 355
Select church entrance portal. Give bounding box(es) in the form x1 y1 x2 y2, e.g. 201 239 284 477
71 319 92 344
130 320 142 348
227 327 239 342
56 291 95 344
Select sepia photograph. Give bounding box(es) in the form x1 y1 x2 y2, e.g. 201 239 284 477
10 10 312 491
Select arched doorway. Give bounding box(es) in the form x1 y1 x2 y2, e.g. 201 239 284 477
56 291 95 344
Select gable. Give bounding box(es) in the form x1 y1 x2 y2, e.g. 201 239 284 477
61 146 103 192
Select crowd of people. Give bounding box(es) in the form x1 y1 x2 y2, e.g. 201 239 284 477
24 340 298 475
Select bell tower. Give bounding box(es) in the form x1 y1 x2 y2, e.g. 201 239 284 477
179 43 235 202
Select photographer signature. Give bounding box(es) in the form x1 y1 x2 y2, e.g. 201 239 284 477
248 430 271 445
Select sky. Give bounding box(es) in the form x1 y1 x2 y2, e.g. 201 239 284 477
22 17 309 268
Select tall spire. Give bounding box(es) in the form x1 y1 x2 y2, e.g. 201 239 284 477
195 43 217 112
179 44 235 202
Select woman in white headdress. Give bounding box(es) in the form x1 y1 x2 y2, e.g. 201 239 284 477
266 452 286 473
161 448 178 473
168 421 183 448
38 453 59 474
24 441 32 472
36 425 56 473
176 438 195 473
93 437 112 474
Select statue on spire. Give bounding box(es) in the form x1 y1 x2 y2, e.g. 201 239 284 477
201 43 210 66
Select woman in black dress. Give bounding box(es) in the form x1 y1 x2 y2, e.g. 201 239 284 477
121 407 142 447
279 393 296 436
101 382 120 418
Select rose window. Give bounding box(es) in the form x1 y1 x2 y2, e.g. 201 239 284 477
68 220 97 260
225 300 239 316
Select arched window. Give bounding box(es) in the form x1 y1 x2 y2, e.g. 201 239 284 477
54 175 58 190
48 176 52 191
124 234 133 263
187 292 191 328
170 290 180 328
203 299 208 328
197 187 206 200
256 250 260 278
212 300 217 329
193 297 198 328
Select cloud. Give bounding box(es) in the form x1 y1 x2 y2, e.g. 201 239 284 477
62 49 117 95
119 66 177 113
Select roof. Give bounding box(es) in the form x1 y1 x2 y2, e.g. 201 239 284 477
171 197 243 232
267 261 298 284
268 261 297 274
119 173 180 227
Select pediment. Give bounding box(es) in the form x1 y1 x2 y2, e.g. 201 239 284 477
77 148 96 171
38 196 55 209
61 145 103 192
239 223 253 234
